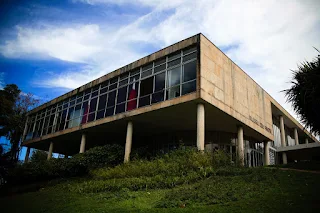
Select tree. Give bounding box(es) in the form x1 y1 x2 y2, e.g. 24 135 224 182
0 84 39 163
30 149 48 163
284 50 320 135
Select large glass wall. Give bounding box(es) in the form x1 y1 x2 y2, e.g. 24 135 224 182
24 46 198 141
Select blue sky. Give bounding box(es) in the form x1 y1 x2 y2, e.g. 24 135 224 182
1 0 320 159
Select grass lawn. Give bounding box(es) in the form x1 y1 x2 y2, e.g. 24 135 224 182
1 167 320 213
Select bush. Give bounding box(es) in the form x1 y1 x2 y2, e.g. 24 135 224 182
6 144 124 186
73 144 124 169
30 150 48 163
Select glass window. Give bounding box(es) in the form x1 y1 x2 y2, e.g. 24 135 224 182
182 81 196 95
184 46 197 55
98 94 107 110
142 63 152 71
139 77 153 107
183 52 197 62
107 91 116 107
92 86 99 97
168 58 180 68
155 58 166 66
141 69 152 78
167 67 181 87
155 72 165 91
89 97 97 113
167 85 180 100
81 101 89 124
183 60 197 82
168 52 180 61
154 64 166 73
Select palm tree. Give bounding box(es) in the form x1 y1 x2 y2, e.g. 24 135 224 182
284 49 320 135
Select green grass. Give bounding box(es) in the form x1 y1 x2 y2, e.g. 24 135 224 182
1 167 320 213
2 149 320 212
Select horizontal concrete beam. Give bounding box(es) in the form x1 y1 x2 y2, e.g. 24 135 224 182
276 142 320 152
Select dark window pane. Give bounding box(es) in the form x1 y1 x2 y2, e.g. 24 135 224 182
92 86 99 97
84 94 90 100
87 112 95 122
182 81 196 95
89 98 97 113
101 80 109 88
67 107 75 120
81 101 89 124
140 77 153 96
142 63 153 71
115 103 125 114
76 97 82 104
105 107 114 116
155 72 165 91
152 91 164 104
96 110 105 120
168 52 180 61
168 58 180 68
101 87 108 94
183 52 197 62
70 100 75 106
85 89 91 95
107 91 116 107
59 110 67 130
139 96 150 107
154 64 166 73
109 83 117 90
167 67 181 87
184 46 197 55
119 79 128 86
183 60 197 82
116 86 127 104
141 69 152 78
110 77 118 84
167 85 180 100
120 73 129 80
98 94 107 110
155 58 166 66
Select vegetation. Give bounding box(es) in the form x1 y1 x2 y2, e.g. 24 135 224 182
0 84 39 163
5 144 124 185
30 149 48 163
284 49 320 135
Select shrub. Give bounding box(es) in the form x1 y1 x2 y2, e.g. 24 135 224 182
6 144 124 186
73 144 124 169
30 150 48 163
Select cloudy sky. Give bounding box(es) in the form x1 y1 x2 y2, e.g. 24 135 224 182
1 0 320 122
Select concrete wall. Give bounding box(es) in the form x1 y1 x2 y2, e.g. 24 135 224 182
200 34 274 140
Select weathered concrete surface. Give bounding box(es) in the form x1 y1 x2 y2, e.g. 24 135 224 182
80 134 86 153
264 141 270 166
47 142 53 160
200 34 273 141
237 126 244 166
124 121 133 163
277 142 320 152
197 103 205 151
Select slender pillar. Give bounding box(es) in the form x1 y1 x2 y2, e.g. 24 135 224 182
237 125 244 166
197 103 205 151
124 121 133 163
47 142 53 160
80 133 86 153
305 138 309 144
24 147 31 163
294 128 299 146
264 141 270 166
279 115 287 164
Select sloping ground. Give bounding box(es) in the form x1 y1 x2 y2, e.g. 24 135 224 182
1 167 320 213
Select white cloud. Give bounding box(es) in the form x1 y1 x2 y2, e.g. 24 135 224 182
1 0 320 122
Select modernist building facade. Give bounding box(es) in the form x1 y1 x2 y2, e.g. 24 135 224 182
22 34 319 166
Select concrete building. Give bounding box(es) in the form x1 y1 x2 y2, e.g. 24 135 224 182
22 34 319 166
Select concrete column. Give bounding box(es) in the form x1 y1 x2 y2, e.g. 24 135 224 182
237 125 244 166
124 121 133 163
305 138 309 144
294 128 299 146
24 147 31 163
47 142 53 160
80 134 86 153
197 103 205 151
279 115 287 164
264 141 270 166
